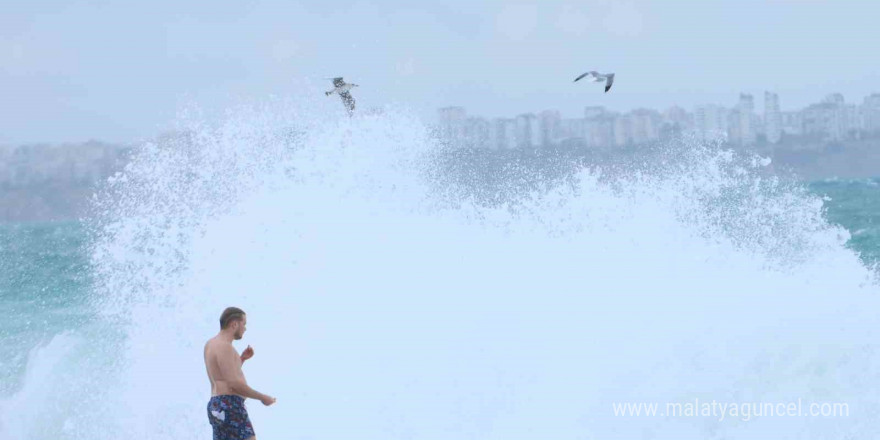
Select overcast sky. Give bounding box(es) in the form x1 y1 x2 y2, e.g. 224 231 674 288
2 0 879 144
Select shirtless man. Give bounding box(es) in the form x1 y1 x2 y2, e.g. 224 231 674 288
204 307 276 440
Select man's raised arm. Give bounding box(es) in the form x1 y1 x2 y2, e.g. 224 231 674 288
218 345 274 404
240 345 254 365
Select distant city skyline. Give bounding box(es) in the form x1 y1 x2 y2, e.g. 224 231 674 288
437 90 880 151
439 90 880 121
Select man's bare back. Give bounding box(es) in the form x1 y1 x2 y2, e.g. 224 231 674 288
205 308 275 440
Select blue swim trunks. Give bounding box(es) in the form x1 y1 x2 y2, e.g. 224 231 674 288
207 395 255 440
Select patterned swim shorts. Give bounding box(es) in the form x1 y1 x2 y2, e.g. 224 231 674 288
207 395 255 440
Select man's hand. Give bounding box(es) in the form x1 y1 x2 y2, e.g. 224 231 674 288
240 345 254 363
260 395 277 406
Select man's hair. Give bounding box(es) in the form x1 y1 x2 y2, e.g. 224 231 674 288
220 307 246 329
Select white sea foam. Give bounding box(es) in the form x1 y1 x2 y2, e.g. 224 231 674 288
4 92 879 439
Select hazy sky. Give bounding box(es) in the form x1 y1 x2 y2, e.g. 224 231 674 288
2 0 879 144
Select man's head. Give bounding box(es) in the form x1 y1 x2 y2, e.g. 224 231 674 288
220 307 247 339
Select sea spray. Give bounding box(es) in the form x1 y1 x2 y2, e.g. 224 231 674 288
3 93 878 439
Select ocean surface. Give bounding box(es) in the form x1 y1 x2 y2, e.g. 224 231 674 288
2 100 880 439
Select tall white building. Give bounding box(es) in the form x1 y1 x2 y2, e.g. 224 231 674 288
801 94 849 141
464 117 490 148
844 104 861 137
613 109 661 146
529 115 541 147
694 104 729 141
764 91 782 144
825 93 856 139
559 118 587 143
663 106 693 131
862 93 880 134
733 93 756 145
614 114 633 146
630 109 661 145
781 111 803 136
590 116 616 147
539 110 561 147
515 113 540 148
583 106 615 147
492 118 517 150
438 107 466 146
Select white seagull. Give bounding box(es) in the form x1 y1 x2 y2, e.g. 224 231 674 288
325 77 358 115
574 71 615 93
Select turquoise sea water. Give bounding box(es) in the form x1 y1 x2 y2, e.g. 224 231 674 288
809 178 880 264
0 222 93 396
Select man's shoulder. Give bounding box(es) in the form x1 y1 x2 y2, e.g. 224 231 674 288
205 337 233 353
205 337 222 352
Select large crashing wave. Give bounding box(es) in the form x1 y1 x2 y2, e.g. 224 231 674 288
3 93 879 439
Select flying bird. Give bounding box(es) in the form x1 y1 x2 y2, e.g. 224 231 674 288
574 71 615 93
325 77 358 116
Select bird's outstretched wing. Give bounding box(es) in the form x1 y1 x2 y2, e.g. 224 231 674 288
333 77 345 87
604 74 615 93
339 91 355 114
574 71 599 82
